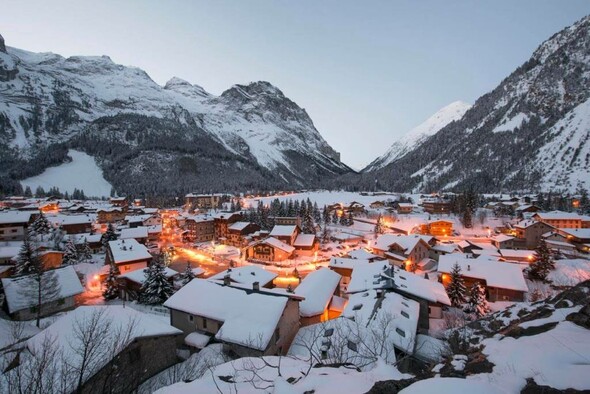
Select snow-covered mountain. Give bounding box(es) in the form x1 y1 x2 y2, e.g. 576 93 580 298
360 15 590 193
364 101 471 172
0 34 349 195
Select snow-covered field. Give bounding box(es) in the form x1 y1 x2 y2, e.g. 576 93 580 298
243 190 401 208
21 150 112 197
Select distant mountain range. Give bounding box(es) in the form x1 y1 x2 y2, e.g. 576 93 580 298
1 14 590 196
0 34 350 196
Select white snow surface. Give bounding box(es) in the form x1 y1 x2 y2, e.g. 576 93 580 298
21 150 113 197
365 101 471 171
295 268 341 317
400 377 505 393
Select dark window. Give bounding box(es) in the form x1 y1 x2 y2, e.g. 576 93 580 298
203 318 208 329
188 315 194 322
396 328 406 337
401 311 409 319
347 340 358 352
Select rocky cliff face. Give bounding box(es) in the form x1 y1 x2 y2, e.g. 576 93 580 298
0 39 350 195
361 15 590 193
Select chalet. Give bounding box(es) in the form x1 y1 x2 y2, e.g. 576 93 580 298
490 234 515 249
183 214 215 243
97 207 126 224
555 228 590 252
1 266 84 320
109 196 128 207
373 234 432 268
270 216 301 226
498 249 535 263
25 306 182 393
533 211 583 229
295 268 344 326
147 225 162 243
244 237 295 262
430 243 457 260
213 212 243 241
226 222 260 247
120 226 149 244
396 202 414 214
164 279 302 356
515 204 542 215
346 263 451 332
48 214 94 234
419 219 453 237
369 200 386 209
106 239 153 273
0 242 21 265
293 234 319 256
117 267 179 300
184 193 225 211
269 224 300 245
421 199 451 214
209 266 277 288
347 201 366 213
0 211 37 241
347 247 382 262
438 254 528 302
514 219 554 249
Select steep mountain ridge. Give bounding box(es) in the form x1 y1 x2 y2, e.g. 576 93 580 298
0 39 350 195
361 15 590 193
364 101 471 172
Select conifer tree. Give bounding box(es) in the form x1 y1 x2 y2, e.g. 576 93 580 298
322 205 330 225
62 238 79 265
81 238 93 261
180 262 195 286
302 209 315 234
313 202 321 224
30 212 52 236
446 262 467 307
321 223 330 244
467 282 490 318
14 235 37 276
528 238 554 281
102 223 118 247
139 257 173 305
102 263 120 300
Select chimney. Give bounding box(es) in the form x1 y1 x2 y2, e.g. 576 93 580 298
467 264 471 271
253 281 260 291
223 274 231 286
286 284 293 293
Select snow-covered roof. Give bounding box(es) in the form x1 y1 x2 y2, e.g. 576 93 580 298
120 226 149 240
431 243 457 254
535 211 583 220
209 266 277 286
373 234 431 252
0 243 22 259
294 234 316 247
2 266 84 313
164 279 290 351
108 239 152 264
0 210 35 224
65 233 103 244
118 267 178 284
438 254 528 292
125 214 154 223
295 268 341 317
227 221 251 231
259 237 295 254
27 306 181 385
147 225 162 234
515 219 549 229
558 228 590 240
491 234 514 243
347 263 451 305
269 225 297 237
47 214 94 226
499 249 535 259
329 257 372 270
184 331 211 349
343 290 419 353
347 248 380 260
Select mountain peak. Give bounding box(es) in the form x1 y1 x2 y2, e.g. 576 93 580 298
0 34 6 53
163 76 210 99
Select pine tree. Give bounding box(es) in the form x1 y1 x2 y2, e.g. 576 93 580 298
180 262 195 286
139 257 174 305
528 238 554 281
322 205 330 225
331 210 339 225
81 238 93 261
14 235 37 276
102 263 120 300
102 223 118 247
302 208 315 234
446 262 467 307
467 282 490 318
62 239 79 265
321 223 330 244
30 212 52 236
24 186 32 197
313 202 321 224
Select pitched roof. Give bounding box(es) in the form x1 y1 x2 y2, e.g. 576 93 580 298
108 239 152 264
164 279 289 351
294 234 316 247
269 225 298 237
295 268 341 317
209 266 278 286
438 254 528 292
2 266 84 313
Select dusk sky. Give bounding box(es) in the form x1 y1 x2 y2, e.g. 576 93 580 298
2 1 589 169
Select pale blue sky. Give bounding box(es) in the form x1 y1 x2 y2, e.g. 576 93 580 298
1 1 589 169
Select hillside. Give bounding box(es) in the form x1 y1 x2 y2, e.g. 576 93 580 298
360 15 590 193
